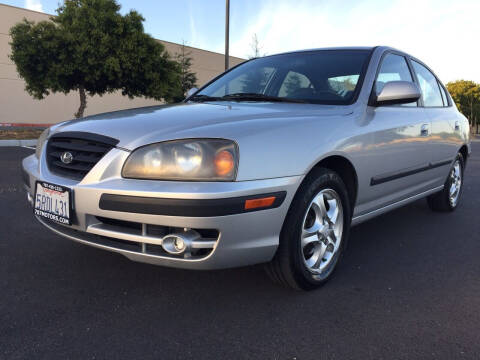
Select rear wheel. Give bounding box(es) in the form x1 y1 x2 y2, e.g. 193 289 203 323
265 168 351 290
427 153 464 212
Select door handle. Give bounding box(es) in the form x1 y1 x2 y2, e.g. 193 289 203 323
455 121 460 131
421 124 429 136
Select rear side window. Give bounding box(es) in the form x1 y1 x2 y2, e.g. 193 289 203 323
375 53 416 106
411 61 443 107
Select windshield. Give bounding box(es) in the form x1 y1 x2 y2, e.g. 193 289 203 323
194 50 371 105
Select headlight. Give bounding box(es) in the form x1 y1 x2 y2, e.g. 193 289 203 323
35 127 50 159
122 139 238 181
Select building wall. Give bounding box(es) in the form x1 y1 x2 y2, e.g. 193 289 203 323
0 4 244 125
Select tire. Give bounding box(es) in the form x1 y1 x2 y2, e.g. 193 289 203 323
427 153 464 212
265 167 352 290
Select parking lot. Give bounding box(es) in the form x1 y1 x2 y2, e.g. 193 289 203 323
1 143 479 359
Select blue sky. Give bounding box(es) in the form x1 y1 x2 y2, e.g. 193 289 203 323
4 0 480 83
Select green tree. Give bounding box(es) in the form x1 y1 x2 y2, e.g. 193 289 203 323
473 102 480 134
9 0 180 118
446 80 480 133
173 42 197 102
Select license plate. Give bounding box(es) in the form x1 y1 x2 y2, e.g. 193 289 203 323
34 181 72 225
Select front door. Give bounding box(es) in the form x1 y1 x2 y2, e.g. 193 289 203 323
355 53 434 216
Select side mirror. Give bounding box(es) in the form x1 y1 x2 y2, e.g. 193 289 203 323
186 87 198 99
373 81 421 106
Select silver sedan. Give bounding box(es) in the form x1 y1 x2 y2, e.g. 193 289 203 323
23 46 471 290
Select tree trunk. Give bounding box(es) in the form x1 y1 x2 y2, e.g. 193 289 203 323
470 98 473 125
74 86 87 118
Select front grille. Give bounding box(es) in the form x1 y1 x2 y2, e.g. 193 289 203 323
39 217 144 252
38 216 219 260
95 216 219 240
46 132 119 180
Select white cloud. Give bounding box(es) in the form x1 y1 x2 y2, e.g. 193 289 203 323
24 0 43 12
188 1 197 46
187 1 213 52
223 0 480 83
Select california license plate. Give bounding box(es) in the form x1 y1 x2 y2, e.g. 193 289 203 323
34 181 72 225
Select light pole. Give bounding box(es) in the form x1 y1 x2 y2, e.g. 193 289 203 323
225 0 230 71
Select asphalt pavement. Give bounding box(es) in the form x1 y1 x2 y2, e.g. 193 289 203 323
1 144 479 359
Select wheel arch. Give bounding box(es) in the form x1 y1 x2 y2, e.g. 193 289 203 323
303 155 358 210
459 144 469 166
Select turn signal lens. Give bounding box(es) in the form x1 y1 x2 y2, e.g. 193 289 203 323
214 150 235 176
245 196 276 210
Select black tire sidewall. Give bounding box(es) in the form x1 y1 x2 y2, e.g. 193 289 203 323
445 153 465 211
282 168 352 289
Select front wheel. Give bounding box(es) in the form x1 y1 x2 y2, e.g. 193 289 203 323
265 168 351 290
427 153 464 212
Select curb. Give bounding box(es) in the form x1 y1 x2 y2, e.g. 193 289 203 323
0 123 52 128
0 139 37 147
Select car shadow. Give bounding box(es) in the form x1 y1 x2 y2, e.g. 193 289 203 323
23 195 455 298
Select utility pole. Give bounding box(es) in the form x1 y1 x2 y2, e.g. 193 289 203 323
225 0 230 71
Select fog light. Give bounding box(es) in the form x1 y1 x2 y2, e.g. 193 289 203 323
174 238 185 251
161 230 200 255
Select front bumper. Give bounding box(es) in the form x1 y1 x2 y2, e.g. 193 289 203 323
22 149 302 269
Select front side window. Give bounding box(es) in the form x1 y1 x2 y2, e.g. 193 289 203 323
411 61 443 107
195 50 371 105
375 53 416 106
438 82 449 106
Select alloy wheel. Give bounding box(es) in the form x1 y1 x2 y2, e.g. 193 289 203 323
449 160 462 207
301 188 344 274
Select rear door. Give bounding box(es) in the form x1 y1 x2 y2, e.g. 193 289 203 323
358 52 434 214
410 60 462 187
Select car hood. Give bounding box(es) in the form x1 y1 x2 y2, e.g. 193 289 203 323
52 102 353 150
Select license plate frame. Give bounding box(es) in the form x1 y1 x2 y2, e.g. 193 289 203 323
34 181 73 225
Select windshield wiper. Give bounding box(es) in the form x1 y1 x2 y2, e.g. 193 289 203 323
188 94 223 102
221 93 307 103
189 92 307 104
